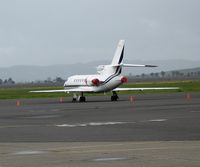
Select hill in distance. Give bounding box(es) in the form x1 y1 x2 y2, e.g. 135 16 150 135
0 59 199 82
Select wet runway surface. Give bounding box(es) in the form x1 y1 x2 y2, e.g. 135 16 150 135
0 93 200 167
0 93 200 142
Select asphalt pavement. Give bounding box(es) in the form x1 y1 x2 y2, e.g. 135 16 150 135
0 92 200 167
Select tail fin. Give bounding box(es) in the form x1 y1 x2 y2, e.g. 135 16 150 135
111 40 125 65
111 40 157 68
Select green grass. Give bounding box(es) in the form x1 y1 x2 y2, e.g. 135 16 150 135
120 80 200 94
0 80 199 100
0 86 66 100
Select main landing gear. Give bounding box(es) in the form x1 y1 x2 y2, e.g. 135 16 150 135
72 92 119 102
111 91 119 101
72 92 86 102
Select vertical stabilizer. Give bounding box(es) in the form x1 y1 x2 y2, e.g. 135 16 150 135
111 40 125 65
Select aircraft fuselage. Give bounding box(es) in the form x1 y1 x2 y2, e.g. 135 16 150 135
64 74 127 93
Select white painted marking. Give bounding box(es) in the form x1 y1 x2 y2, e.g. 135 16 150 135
88 122 126 126
141 119 167 123
93 157 128 162
148 119 167 122
56 122 131 128
12 150 46 155
56 123 87 127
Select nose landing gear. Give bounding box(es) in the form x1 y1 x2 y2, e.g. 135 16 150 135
72 92 86 102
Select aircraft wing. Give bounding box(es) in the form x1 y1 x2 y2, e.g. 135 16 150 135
114 87 179 91
30 87 179 93
30 90 68 93
30 87 94 93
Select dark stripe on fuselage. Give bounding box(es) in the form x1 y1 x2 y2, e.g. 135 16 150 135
100 66 122 86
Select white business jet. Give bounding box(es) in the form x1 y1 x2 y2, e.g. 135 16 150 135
31 40 178 102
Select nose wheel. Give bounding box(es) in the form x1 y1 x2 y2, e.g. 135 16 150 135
111 91 119 101
72 93 77 102
72 92 86 102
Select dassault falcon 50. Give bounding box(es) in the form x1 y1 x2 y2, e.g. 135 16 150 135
31 40 178 102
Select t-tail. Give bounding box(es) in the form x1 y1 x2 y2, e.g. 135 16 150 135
97 40 157 76
111 40 157 67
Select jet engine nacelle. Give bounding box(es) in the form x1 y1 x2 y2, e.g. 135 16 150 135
120 76 128 83
86 77 100 86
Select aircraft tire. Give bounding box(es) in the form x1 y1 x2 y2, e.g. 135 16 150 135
72 98 77 102
79 96 86 102
111 95 118 101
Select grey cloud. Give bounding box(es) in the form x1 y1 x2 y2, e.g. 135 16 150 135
0 0 200 67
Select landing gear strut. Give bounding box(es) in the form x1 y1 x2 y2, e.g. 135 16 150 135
111 91 119 101
72 93 77 102
73 92 86 102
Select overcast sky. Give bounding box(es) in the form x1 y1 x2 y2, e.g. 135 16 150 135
0 0 200 67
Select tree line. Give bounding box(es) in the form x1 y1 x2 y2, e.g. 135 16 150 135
129 70 200 81
0 77 66 87
0 78 15 85
1 71 200 86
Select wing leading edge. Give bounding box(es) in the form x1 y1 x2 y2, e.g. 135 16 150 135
30 87 94 93
30 87 179 93
30 90 68 93
114 87 179 91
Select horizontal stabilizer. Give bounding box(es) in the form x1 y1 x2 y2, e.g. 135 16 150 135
122 63 157 67
111 63 157 67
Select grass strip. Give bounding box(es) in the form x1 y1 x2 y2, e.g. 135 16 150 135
0 80 199 100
